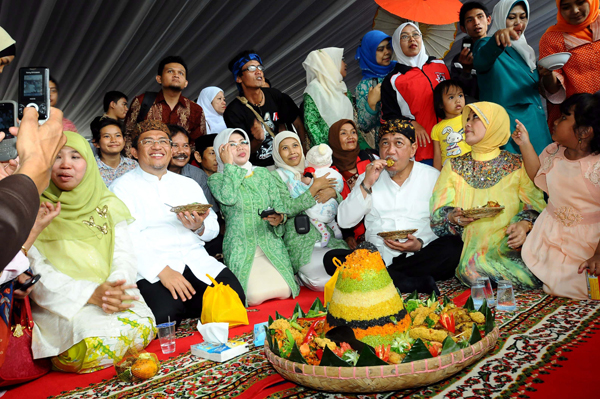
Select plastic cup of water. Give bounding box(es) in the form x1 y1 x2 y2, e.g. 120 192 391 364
157 321 176 354
476 276 496 307
471 280 485 309
496 280 516 312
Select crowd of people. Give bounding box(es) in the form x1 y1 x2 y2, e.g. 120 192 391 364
1 0 599 377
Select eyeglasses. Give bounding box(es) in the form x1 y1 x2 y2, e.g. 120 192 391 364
228 140 250 147
400 32 422 42
139 138 172 147
241 65 265 73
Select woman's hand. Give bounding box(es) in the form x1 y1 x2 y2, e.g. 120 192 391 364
0 133 19 180
345 236 358 250
494 27 520 47
13 272 35 299
311 173 337 193
448 207 474 227
411 121 431 148
315 187 337 204
367 83 382 111
579 254 600 276
88 279 139 314
511 119 531 148
219 143 234 165
264 212 284 226
538 65 561 94
506 221 531 249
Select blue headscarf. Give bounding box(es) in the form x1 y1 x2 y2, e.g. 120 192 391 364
355 30 397 80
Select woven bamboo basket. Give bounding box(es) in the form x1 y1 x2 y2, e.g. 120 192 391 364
169 203 213 214
462 206 505 220
264 327 499 393
377 229 418 240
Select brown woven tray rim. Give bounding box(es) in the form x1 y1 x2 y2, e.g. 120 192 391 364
169 203 213 213
264 327 499 392
462 206 505 219
377 229 418 238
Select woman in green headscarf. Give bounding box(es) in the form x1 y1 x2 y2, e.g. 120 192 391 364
28 131 155 374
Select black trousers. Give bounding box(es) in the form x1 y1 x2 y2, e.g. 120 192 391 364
324 236 463 295
137 266 245 326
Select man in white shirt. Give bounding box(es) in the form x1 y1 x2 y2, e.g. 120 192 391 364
325 120 462 294
110 120 244 325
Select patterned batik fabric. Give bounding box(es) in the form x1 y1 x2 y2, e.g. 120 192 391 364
95 155 138 187
430 151 546 289
52 310 156 374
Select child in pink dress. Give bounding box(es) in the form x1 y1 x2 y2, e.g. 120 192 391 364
514 93 600 300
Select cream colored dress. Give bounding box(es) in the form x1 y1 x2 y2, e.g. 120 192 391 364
523 144 600 300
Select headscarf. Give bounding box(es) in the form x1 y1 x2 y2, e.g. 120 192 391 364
355 30 397 80
545 0 599 41
230 52 263 92
303 48 354 127
488 0 537 72
273 131 306 180
462 102 510 154
392 22 429 69
214 128 254 175
34 132 132 284
197 86 227 134
0 27 15 57
328 119 360 172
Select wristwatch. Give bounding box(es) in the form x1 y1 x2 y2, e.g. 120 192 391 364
414 238 424 253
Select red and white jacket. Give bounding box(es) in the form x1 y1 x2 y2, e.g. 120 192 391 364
381 57 450 161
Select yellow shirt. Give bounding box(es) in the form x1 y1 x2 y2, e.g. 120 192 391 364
431 115 471 166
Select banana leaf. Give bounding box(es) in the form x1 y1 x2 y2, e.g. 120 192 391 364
306 297 327 317
268 315 274 325
275 311 285 320
401 338 433 363
319 346 352 367
477 298 489 314
464 296 475 311
484 306 495 335
293 303 305 319
428 291 438 304
468 323 482 345
443 295 452 306
440 336 460 355
407 290 419 300
264 326 280 356
288 342 308 364
355 343 389 367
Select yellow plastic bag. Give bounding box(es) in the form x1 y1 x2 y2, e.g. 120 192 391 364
201 275 249 328
324 257 343 306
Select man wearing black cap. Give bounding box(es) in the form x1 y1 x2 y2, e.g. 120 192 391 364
324 120 463 294
224 50 307 167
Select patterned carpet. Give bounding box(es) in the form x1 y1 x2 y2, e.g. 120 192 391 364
39 279 600 399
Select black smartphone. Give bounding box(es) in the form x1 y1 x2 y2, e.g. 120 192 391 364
14 273 41 291
462 37 473 52
371 77 379 87
258 208 277 218
18 67 50 124
0 100 17 162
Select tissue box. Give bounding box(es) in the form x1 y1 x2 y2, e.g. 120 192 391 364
191 340 249 362
253 321 269 347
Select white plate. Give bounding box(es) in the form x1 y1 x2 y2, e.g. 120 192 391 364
537 52 572 71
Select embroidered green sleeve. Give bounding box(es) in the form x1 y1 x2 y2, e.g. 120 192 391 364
207 164 247 206
303 94 330 146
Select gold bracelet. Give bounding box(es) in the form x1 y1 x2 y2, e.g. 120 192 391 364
21 246 28 257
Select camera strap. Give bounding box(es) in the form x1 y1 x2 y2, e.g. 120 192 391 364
136 91 159 123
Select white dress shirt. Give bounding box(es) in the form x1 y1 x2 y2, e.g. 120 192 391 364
110 166 224 285
338 161 440 265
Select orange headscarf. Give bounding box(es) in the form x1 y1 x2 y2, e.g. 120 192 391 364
545 0 599 41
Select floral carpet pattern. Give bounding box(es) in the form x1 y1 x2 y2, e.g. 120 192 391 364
48 279 599 399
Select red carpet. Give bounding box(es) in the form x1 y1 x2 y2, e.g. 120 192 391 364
2 288 324 399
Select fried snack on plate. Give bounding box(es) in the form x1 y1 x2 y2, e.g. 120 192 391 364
269 319 304 345
409 326 448 343
314 337 337 351
411 306 433 326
